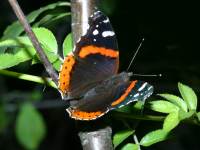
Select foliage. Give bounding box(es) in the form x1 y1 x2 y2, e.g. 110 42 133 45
113 82 200 149
16 103 46 150
0 2 71 150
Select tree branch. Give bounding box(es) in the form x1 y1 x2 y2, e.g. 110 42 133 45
8 0 58 85
71 0 97 44
79 127 113 150
70 0 113 150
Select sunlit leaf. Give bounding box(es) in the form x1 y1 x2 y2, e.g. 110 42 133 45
53 58 62 71
33 28 58 53
178 82 197 111
63 33 73 57
121 143 139 150
113 130 135 148
150 100 179 113
140 129 168 147
0 54 21 69
158 94 188 112
163 111 180 132
179 110 195 120
15 103 46 150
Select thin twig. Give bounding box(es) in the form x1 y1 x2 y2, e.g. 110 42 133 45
0 70 57 88
8 0 58 85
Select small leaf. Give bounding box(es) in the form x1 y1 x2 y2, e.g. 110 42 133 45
0 54 21 69
0 37 33 49
179 110 195 120
15 103 46 150
140 129 168 147
113 130 134 148
53 58 62 71
63 33 73 57
2 2 70 39
158 94 188 112
33 28 58 53
178 82 197 111
149 100 179 113
121 143 139 150
163 111 180 132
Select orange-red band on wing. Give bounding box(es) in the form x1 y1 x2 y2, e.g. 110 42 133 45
66 108 106 120
58 55 75 94
79 46 119 58
111 80 138 106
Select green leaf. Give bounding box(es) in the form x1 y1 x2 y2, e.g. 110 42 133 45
15 47 36 59
113 130 135 148
163 111 180 132
15 103 46 150
178 82 197 111
63 33 73 57
179 110 195 120
53 59 62 71
140 129 168 147
0 54 21 69
2 2 70 39
0 106 9 133
0 37 33 48
150 100 179 113
158 94 188 112
33 28 57 53
121 143 139 150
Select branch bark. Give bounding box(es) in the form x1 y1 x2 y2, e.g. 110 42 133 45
70 0 113 149
79 127 113 150
8 0 58 85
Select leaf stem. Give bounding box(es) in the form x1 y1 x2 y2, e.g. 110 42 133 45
0 70 57 88
113 111 165 122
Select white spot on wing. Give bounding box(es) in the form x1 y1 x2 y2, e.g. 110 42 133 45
148 86 153 91
103 18 109 23
93 29 99 35
93 39 96 42
96 25 99 28
138 82 148 91
102 31 115 37
134 93 139 97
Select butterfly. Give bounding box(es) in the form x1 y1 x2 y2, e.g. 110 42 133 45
58 11 153 120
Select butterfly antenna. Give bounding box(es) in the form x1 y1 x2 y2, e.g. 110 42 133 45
126 38 145 71
132 73 162 77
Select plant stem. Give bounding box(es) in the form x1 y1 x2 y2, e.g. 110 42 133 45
0 70 56 88
71 0 97 44
112 112 165 122
8 0 58 85
70 0 113 150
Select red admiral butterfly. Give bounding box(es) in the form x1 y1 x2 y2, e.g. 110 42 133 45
58 11 153 120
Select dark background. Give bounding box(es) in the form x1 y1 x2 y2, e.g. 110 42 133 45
0 0 200 150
